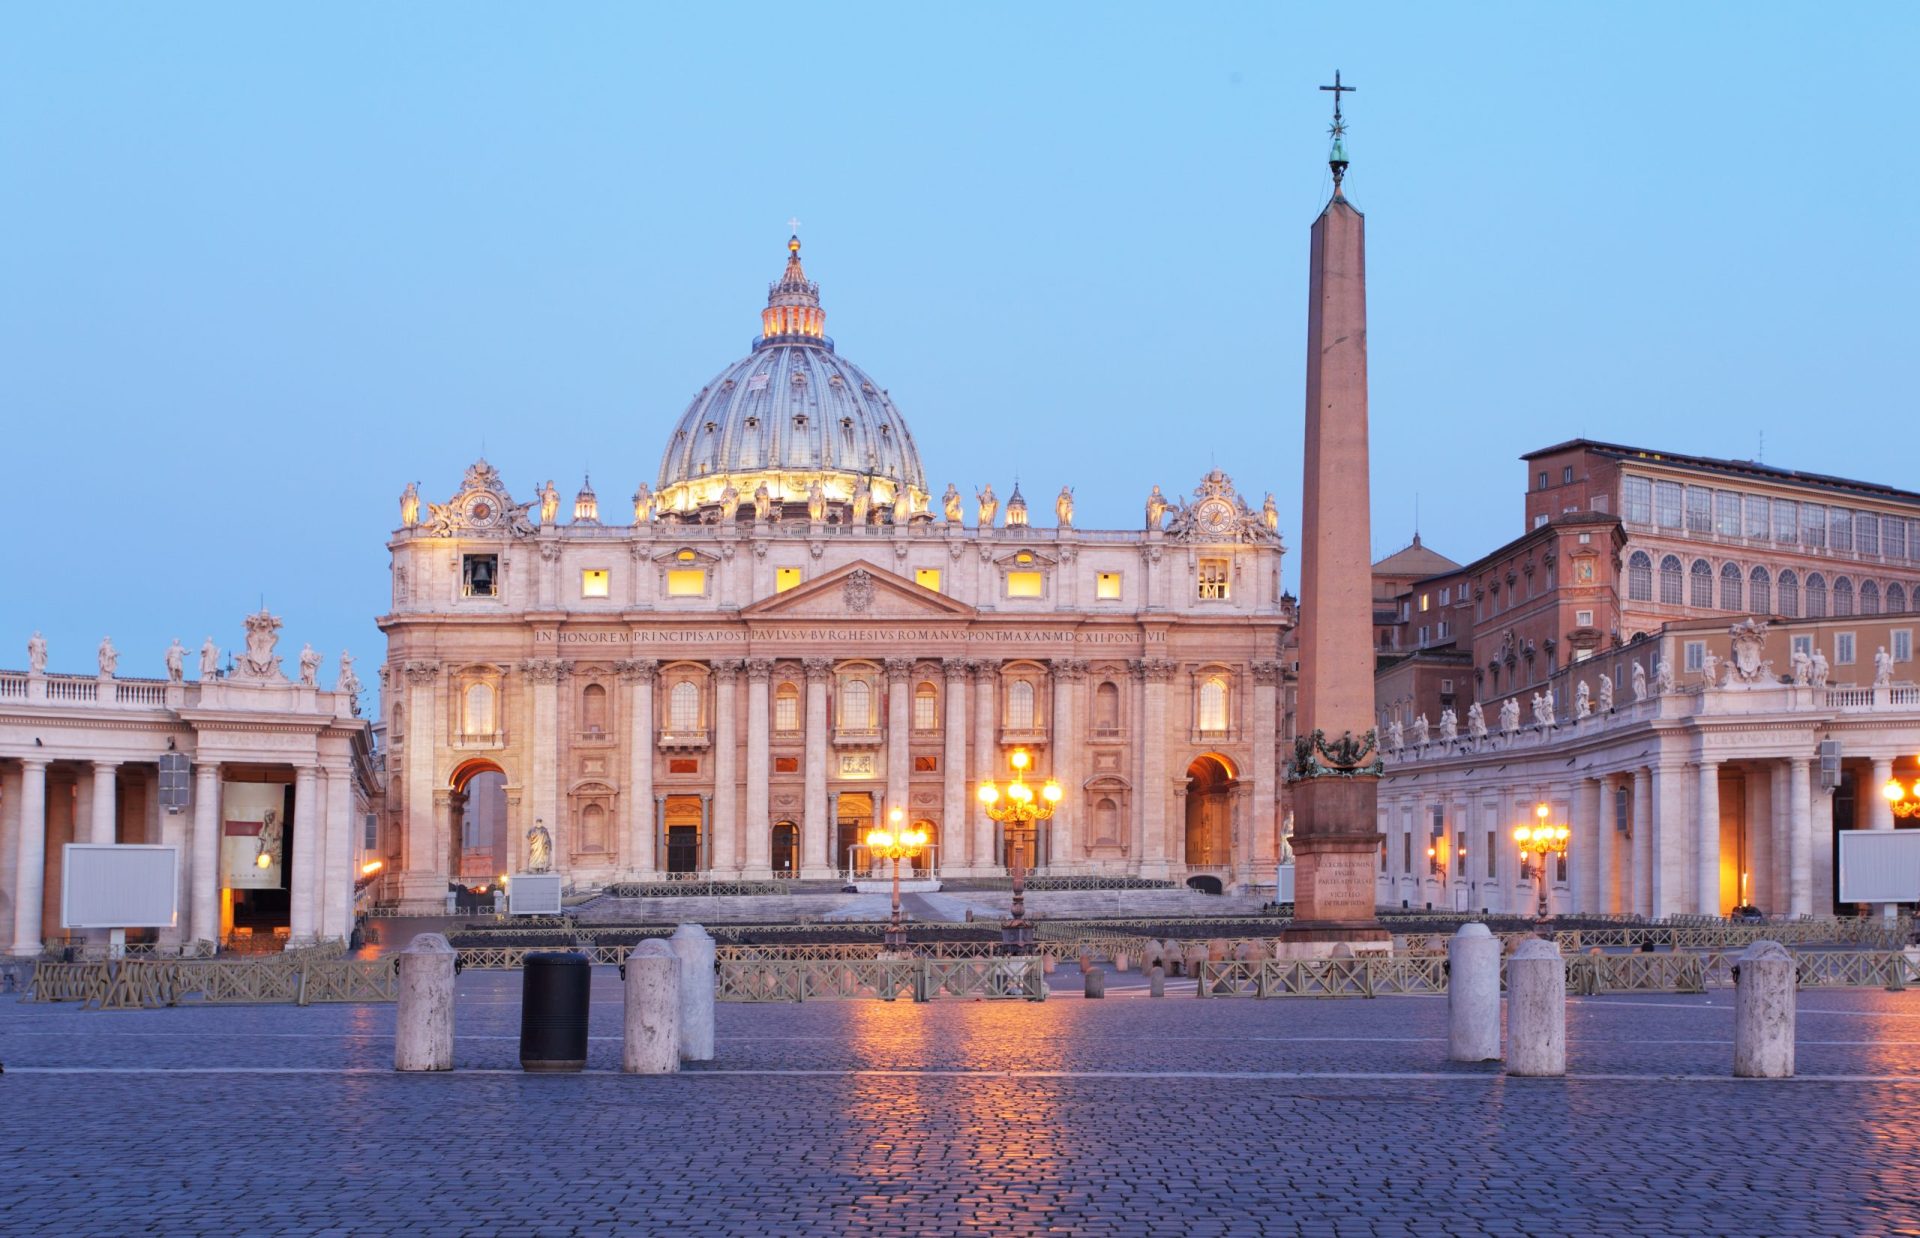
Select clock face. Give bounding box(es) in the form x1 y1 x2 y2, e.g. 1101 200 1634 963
1196 497 1235 535
465 496 498 526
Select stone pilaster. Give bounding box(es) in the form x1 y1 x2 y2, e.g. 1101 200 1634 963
710 659 742 877
290 765 320 944
1249 660 1281 888
1050 659 1085 874
522 657 569 873
617 659 658 877
1697 760 1722 915
884 658 912 836
801 657 832 878
1630 767 1652 919
401 661 442 898
743 659 774 878
1136 658 1174 879
321 766 354 942
189 760 220 947
971 660 998 873
941 658 970 872
1788 757 1813 918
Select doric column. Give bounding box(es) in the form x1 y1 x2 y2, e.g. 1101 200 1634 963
321 766 353 942
744 659 773 878
1630 768 1652 919
523 657 569 872
1249 661 1281 888
9 758 49 956
1050 659 1084 875
941 658 969 872
1696 760 1721 915
1810 771 1835 914
971 660 998 873
290 766 320 943
89 761 119 844
1767 761 1789 914
402 661 442 884
1138 658 1175 877
618 659 657 877
801 658 832 877
711 659 742 877
1870 758 1897 831
1575 777 1602 914
1788 756 1813 918
1591 777 1615 915
884 658 913 836
190 761 221 947
1650 760 1688 918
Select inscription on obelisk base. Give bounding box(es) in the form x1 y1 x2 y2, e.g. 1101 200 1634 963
1278 777 1391 958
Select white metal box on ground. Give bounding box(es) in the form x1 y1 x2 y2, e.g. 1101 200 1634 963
509 873 564 916
61 844 180 929
1837 830 1920 904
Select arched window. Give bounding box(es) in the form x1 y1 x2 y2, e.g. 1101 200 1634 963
1806 573 1827 618
840 679 874 727
1659 555 1683 605
1833 576 1854 617
1198 677 1228 734
913 681 938 731
1720 562 1743 611
1093 797 1120 844
1094 680 1120 733
774 682 800 733
1006 680 1035 729
463 682 495 737
1778 570 1799 617
1627 552 1653 601
1890 583 1909 614
1689 559 1714 607
670 680 700 731
1860 580 1881 614
1749 566 1771 614
581 682 608 734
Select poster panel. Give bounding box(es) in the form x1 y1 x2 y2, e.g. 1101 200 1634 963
222 782 287 889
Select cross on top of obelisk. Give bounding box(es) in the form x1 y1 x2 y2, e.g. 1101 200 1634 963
1320 71 1356 188
787 216 802 235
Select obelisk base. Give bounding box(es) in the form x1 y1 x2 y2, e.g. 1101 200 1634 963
1277 778 1391 959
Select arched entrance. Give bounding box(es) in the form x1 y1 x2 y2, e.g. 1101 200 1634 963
1184 754 1237 869
836 792 874 877
451 760 508 884
771 820 798 878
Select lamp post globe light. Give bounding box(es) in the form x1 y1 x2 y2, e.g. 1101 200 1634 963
1884 766 1920 820
976 747 1062 954
1513 802 1571 933
866 807 930 952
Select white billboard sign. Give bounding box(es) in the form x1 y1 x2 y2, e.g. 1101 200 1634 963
509 873 564 916
1838 830 1920 904
62 844 180 929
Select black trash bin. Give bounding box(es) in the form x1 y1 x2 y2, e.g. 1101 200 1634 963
520 951 591 1072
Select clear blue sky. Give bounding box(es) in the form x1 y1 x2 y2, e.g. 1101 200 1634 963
4 4 1915 692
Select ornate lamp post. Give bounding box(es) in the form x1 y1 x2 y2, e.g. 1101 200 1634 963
977 747 1062 954
1883 768 1920 820
866 807 930 952
1514 802 1571 932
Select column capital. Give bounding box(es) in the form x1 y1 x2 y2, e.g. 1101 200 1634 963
712 658 745 683
18 754 51 772
969 658 999 682
802 657 834 682
403 660 441 684
521 657 572 683
943 656 971 682
614 658 659 684
1052 657 1088 681
883 657 914 683
92 758 121 773
745 658 776 683
1133 657 1176 683
1250 659 1283 686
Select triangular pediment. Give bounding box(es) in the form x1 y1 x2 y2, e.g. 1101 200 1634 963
741 560 976 620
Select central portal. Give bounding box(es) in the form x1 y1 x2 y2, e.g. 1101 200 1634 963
835 790 874 877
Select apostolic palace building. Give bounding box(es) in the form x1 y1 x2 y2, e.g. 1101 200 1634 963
376 236 1293 910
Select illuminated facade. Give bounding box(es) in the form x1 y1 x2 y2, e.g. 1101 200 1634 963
377 238 1293 910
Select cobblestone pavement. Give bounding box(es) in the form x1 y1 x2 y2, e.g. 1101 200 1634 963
5 973 1920 1236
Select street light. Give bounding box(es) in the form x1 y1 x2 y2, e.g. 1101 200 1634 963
1883 768 1920 820
866 807 930 952
977 747 1063 953
1513 802 1571 932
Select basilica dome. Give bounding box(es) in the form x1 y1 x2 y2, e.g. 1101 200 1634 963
654 236 928 520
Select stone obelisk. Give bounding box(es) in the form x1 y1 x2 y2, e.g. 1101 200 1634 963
1281 73 1390 955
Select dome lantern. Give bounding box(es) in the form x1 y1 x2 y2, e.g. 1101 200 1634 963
760 234 827 345
573 475 599 525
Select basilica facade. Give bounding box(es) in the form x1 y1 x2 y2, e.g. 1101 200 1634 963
377 237 1292 909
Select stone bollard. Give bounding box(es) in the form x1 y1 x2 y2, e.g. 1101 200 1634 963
1447 923 1502 1063
1506 938 1566 1077
1042 953 1057 975
1077 953 1095 975
1114 951 1130 973
1732 940 1795 1079
1207 938 1230 962
394 933 457 1072
668 924 717 1063
1186 945 1209 974
1084 968 1106 999
1149 965 1165 998
623 940 681 1074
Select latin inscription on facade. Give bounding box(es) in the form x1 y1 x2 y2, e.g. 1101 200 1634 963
532 627 1167 646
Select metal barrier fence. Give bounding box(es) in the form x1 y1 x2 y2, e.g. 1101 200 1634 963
715 957 1046 1002
28 954 399 1010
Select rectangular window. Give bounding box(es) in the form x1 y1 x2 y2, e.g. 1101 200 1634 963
1556 853 1567 884
1623 476 1652 524
1403 831 1412 875
1892 630 1912 663
1831 508 1853 551
913 755 939 772
1791 634 1813 661
775 567 803 592
1614 786 1630 836
1006 571 1044 599
1857 512 1880 556
1685 486 1712 533
1714 491 1741 537
1095 571 1123 600
1420 593 1430 612
364 813 378 851
913 689 937 731
1533 513 1549 529
1773 499 1798 544
1683 640 1705 672
1538 471 1549 491
1654 481 1683 529
581 568 610 598
774 755 799 773
666 568 706 597
1562 466 1575 484
1744 495 1769 539
461 554 499 598
1886 517 1908 562
915 568 942 592
1439 587 1451 605
774 694 799 733
1486 828 1497 880
1576 610 1594 627
1197 559 1230 601
1836 633 1855 665
1803 504 1826 548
